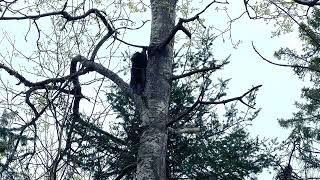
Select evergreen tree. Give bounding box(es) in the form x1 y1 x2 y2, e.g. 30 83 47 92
67 35 273 179
263 6 320 180
0 0 275 179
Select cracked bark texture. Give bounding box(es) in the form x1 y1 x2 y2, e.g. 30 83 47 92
136 0 177 179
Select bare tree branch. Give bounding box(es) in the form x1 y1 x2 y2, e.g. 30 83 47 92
0 62 87 87
168 127 201 134
80 57 133 97
160 0 229 48
1 4 113 31
200 85 262 109
293 0 320 6
171 62 229 80
114 164 136 180
0 80 70 174
76 117 126 145
168 76 261 126
181 0 229 23
113 35 149 49
89 31 115 61
251 42 320 73
166 88 205 127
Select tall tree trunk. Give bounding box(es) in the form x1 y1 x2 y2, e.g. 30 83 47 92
136 0 177 179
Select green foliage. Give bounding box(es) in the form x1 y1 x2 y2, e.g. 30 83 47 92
168 126 272 179
96 80 272 179
65 88 141 179
62 33 274 179
0 110 30 155
273 7 320 177
127 0 147 13
0 110 34 179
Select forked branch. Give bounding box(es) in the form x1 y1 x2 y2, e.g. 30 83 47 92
160 0 228 48
167 84 261 127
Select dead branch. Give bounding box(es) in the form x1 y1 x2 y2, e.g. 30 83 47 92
293 0 320 6
168 127 201 134
199 85 262 109
171 61 229 80
251 42 320 73
160 0 228 48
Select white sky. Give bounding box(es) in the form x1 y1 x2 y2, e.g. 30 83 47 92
228 21 305 180
226 19 304 139
223 2 307 179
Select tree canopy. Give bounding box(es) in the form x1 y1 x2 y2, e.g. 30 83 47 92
1 0 320 179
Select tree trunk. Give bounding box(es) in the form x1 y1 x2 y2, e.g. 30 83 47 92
136 0 177 179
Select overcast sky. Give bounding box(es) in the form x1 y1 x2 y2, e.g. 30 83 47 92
222 2 307 179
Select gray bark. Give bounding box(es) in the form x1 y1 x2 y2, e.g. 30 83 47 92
136 0 177 179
